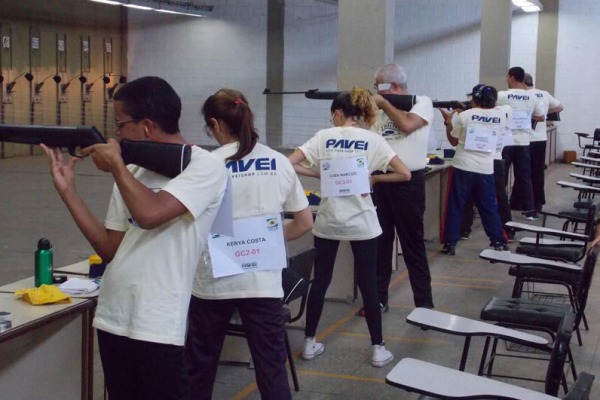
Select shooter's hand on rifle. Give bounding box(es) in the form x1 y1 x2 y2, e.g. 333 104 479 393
79 138 125 174
40 144 82 197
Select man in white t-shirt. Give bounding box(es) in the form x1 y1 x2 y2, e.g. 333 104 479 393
517 73 564 211
497 66 545 220
371 63 434 310
41 77 228 400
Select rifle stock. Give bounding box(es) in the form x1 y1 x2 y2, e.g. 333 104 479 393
0 124 191 178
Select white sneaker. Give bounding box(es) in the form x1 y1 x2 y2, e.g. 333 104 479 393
301 337 324 360
371 344 394 367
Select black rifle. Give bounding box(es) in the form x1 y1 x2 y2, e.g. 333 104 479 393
263 88 470 111
546 111 560 122
0 124 191 178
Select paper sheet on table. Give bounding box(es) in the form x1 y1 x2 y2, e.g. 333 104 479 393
59 278 100 294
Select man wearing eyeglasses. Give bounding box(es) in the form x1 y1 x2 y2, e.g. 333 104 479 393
41 76 228 400
368 63 435 313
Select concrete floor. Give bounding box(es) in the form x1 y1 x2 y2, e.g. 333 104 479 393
0 153 599 399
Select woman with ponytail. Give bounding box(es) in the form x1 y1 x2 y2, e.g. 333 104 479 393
289 87 411 368
186 88 313 399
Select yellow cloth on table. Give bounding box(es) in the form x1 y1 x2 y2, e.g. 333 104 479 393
15 284 71 305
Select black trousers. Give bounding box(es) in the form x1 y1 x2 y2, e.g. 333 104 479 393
305 236 383 344
371 170 434 308
530 140 547 210
97 330 189 400
186 296 291 400
502 144 534 212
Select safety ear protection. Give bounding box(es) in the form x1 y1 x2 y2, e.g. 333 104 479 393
473 87 484 99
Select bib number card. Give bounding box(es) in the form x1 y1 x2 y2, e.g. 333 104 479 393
208 213 286 278
320 156 370 197
511 110 532 130
464 125 498 153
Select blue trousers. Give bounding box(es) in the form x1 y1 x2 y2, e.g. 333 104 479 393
442 167 505 246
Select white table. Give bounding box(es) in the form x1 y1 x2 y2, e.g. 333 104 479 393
0 261 96 400
406 308 548 372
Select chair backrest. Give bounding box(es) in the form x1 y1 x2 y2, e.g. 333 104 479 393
545 311 576 395
574 247 599 326
281 247 315 323
562 372 595 400
583 205 597 238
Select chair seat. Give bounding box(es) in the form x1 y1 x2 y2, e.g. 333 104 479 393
519 237 585 248
481 297 571 332
508 265 580 285
516 244 583 263
559 209 592 219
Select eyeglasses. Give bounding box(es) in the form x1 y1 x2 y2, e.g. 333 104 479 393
114 119 139 129
374 82 392 91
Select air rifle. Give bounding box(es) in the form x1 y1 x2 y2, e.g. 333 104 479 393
263 88 470 111
0 124 191 178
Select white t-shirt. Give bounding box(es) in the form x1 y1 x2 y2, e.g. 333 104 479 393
299 126 396 240
497 88 544 146
372 95 433 171
192 142 309 300
93 146 227 346
528 88 561 142
451 106 512 175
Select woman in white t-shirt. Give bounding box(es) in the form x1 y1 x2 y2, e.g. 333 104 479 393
186 89 314 400
288 87 411 368
439 84 509 256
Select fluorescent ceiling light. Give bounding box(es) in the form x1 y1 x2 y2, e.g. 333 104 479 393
87 0 212 17
512 0 543 12
89 0 122 4
123 3 153 10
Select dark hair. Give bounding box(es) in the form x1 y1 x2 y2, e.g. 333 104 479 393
472 85 497 109
202 88 259 161
330 86 377 127
508 66 525 83
113 76 181 134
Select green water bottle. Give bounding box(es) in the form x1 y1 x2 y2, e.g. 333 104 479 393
34 238 54 287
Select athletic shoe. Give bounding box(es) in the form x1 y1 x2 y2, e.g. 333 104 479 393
494 243 509 251
525 212 540 221
358 303 389 317
301 337 324 360
442 243 455 256
460 233 471 240
371 343 394 367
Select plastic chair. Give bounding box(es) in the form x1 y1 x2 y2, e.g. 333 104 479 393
479 248 599 388
386 313 596 400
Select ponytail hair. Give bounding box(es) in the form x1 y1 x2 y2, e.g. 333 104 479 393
331 86 377 127
202 88 259 161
